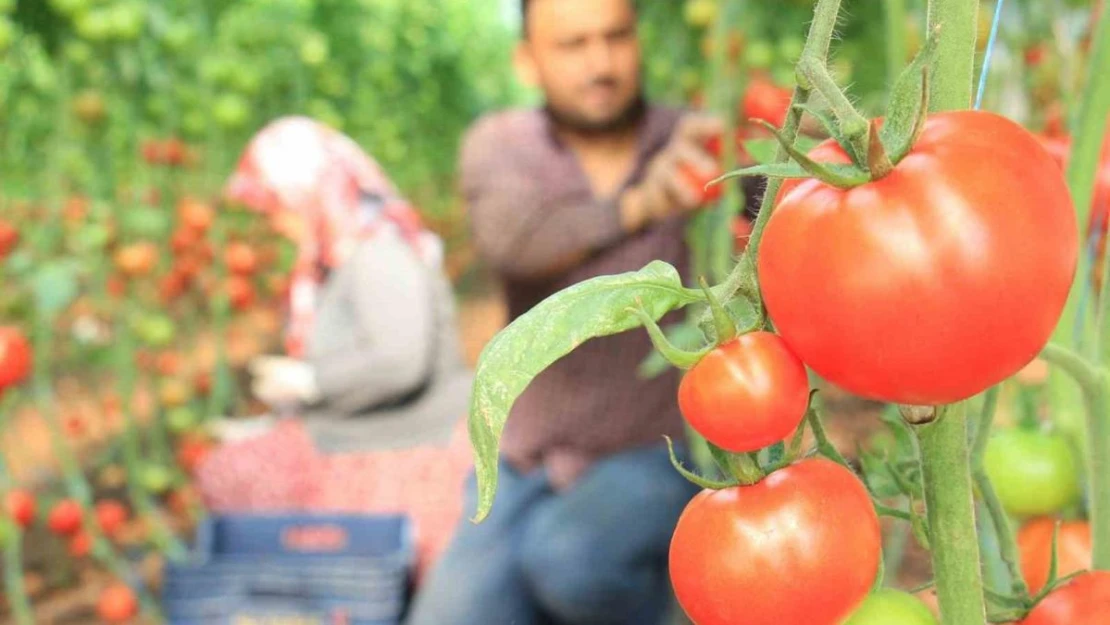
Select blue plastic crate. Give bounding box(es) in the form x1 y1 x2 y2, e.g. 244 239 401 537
195 513 413 561
163 514 414 625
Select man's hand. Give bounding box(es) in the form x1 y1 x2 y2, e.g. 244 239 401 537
622 113 725 232
249 356 321 407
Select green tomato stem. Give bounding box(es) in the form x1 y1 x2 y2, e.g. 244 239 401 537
920 0 986 621
1057 3 1110 353
925 0 978 111
708 0 747 284
884 0 909 86
721 0 846 311
1084 371 1110 569
794 57 870 164
916 403 987 625
2 519 34 625
970 386 1031 598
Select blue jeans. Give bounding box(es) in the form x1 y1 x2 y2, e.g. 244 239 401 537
405 444 699 625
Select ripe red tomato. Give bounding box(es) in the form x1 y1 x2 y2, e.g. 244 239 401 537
0 327 32 392
97 583 139 623
224 241 259 275
0 219 19 258
670 458 881 625
94 500 128 538
983 429 1081 518
678 332 809 452
5 490 36 528
68 530 92 558
1021 571 1110 625
743 75 793 128
759 111 1077 405
1018 518 1091 594
47 499 83 536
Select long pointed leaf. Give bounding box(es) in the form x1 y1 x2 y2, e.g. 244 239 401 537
469 261 699 521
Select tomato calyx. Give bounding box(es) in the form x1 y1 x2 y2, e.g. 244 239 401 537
713 27 938 192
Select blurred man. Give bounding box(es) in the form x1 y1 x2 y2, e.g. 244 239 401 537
406 0 727 623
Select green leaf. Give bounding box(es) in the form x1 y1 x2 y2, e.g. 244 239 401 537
469 261 699 521
30 262 79 318
881 26 940 163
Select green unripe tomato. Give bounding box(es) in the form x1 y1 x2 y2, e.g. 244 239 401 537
984 428 1082 518
141 465 174 495
134 314 176 348
166 407 199 435
212 94 250 129
843 590 937 625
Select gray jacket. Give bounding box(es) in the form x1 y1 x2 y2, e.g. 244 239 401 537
301 228 472 453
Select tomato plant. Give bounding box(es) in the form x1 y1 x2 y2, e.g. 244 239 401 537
983 428 1082 518
96 584 139 624
1021 572 1110 625
843 589 938 625
669 458 881 625
759 111 1078 405
47 500 83 536
0 327 32 393
1018 519 1092 594
678 332 810 452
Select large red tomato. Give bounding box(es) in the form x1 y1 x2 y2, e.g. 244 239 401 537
0 327 32 392
759 111 1077 405
1021 571 1110 625
1018 518 1091 594
678 332 809 452
670 458 881 625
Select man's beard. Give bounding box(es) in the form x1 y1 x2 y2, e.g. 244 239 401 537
545 91 647 137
